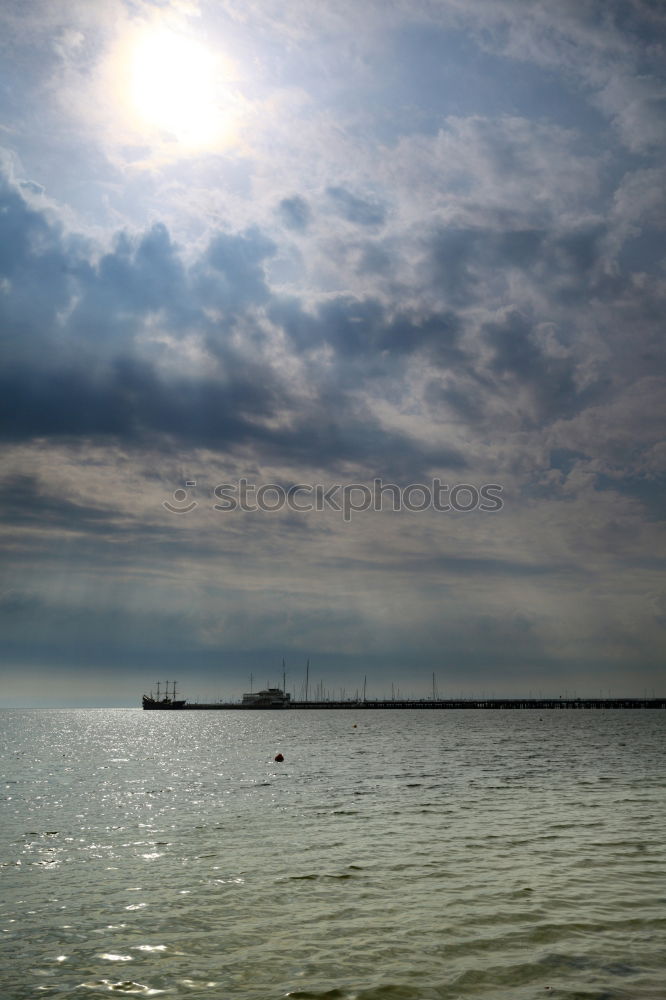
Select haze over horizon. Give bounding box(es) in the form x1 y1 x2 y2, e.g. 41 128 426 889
1 0 665 708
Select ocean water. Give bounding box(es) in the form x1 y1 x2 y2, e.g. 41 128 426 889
1 708 664 1000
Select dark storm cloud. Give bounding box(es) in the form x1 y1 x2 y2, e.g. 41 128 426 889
428 222 610 310
420 218 621 424
0 180 81 358
484 310 581 421
383 310 465 366
417 207 659 423
196 226 276 312
427 221 604 315
0 163 654 500
0 362 465 476
270 295 465 370
72 223 192 329
552 225 605 275
0 156 662 492
0 175 469 475
425 381 485 425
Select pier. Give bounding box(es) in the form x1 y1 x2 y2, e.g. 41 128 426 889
288 697 665 710
147 697 665 710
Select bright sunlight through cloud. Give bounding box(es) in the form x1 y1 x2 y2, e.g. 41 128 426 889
128 28 228 149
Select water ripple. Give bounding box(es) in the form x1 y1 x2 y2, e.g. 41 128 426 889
1 708 664 1000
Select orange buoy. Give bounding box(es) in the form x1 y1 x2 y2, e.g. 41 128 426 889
274 753 284 762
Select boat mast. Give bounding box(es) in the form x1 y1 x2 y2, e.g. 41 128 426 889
282 657 286 696
157 680 161 700
305 659 309 703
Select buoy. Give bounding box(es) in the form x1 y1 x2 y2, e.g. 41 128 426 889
352 724 357 728
274 753 284 762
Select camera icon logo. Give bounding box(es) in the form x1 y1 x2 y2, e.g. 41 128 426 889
163 481 198 514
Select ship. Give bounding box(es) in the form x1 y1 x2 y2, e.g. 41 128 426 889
142 681 186 710
241 687 291 708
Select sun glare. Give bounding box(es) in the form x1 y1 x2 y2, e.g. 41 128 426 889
129 29 223 148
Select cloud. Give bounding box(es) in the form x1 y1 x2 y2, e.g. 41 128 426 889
0 173 471 477
0 0 665 698
1 138 662 483
442 0 666 152
326 186 386 227
197 226 276 310
278 195 311 231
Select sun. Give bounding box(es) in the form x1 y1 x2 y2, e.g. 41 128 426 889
128 28 223 148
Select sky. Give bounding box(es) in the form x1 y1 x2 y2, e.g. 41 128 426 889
0 0 664 706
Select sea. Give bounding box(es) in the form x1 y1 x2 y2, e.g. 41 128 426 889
1 708 664 1000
